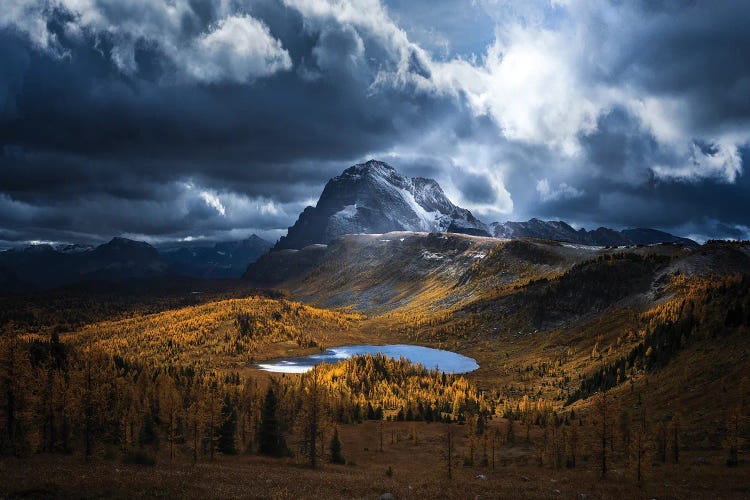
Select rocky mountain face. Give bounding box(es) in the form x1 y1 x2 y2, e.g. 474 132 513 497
490 218 699 247
274 160 489 250
160 235 272 278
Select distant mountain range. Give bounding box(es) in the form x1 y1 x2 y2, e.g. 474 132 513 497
0 237 168 290
160 235 272 279
489 219 698 247
0 235 272 290
274 160 698 250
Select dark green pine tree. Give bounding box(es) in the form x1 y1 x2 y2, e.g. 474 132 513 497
258 387 285 457
138 413 159 448
476 412 486 436
218 393 237 455
329 427 345 464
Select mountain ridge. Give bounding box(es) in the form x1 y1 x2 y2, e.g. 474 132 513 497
160 235 272 278
490 218 699 247
0 237 169 289
0 234 273 289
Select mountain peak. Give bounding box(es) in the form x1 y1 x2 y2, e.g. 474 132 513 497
161 235 272 279
348 159 394 172
274 161 489 250
94 237 161 261
105 236 152 248
273 161 697 251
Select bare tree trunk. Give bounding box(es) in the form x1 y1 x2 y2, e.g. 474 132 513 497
84 354 94 459
379 420 384 452
596 389 608 478
446 428 453 480
491 430 496 471
304 371 322 469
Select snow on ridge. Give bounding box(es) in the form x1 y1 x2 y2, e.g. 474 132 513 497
560 243 604 250
394 185 443 232
333 204 358 219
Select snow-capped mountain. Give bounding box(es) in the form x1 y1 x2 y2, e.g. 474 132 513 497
274 160 489 250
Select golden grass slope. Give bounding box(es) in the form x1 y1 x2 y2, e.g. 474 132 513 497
64 296 363 369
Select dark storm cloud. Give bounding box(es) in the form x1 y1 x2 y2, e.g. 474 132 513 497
614 3 748 126
481 0 750 239
1 0 749 245
0 1 469 243
580 108 660 180
524 105 750 238
454 172 497 205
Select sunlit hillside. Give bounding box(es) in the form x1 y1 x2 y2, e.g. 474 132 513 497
64 296 364 369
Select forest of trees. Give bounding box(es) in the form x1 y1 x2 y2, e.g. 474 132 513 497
295 354 490 424
6 322 742 486
568 276 750 403
40 296 363 369
0 325 488 465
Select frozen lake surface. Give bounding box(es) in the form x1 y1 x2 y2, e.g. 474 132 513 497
256 344 479 374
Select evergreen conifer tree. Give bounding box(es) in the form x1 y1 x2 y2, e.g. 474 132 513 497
258 387 285 457
329 427 344 464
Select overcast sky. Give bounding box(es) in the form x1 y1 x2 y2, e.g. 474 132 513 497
2 0 749 246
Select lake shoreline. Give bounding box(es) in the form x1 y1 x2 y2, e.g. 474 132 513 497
256 343 480 374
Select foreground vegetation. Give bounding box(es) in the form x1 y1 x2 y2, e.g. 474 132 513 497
3 422 749 499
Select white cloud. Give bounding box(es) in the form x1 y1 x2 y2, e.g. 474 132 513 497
431 25 601 156
304 0 745 188
5 0 749 235
536 178 583 202
280 0 602 153
2 1 291 84
199 191 226 216
0 1 63 54
185 15 291 83
436 1 749 185
652 141 742 184
312 23 365 73
282 0 435 90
